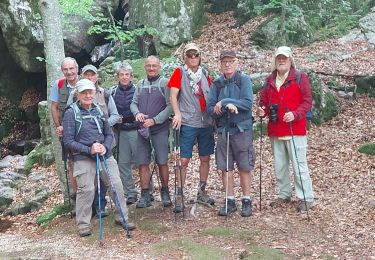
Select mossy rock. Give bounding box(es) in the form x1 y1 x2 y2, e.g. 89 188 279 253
251 9 312 49
24 143 55 174
359 143 375 155
355 75 375 97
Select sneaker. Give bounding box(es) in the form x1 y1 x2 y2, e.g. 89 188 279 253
297 201 314 213
114 215 136 231
218 199 237 216
269 197 291 207
126 196 137 205
136 189 152 208
241 198 252 217
197 189 215 206
78 227 92 237
173 194 184 213
160 187 172 207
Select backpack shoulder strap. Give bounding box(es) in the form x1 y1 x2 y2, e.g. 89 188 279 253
296 70 302 85
71 102 82 136
58 78 65 89
234 71 242 87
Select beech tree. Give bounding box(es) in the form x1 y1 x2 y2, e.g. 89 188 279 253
38 0 69 204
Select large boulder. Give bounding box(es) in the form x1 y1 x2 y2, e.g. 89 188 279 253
359 6 375 48
128 0 205 47
251 9 312 49
0 0 120 72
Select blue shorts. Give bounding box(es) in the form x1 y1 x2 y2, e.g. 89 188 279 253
179 125 214 158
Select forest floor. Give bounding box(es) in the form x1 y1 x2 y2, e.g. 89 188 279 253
0 12 374 260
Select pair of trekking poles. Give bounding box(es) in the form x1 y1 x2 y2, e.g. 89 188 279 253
95 153 131 240
258 106 310 221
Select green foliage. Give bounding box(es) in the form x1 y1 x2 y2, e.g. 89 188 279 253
36 204 70 227
58 0 100 32
153 239 225 259
358 143 375 155
236 0 265 24
200 227 257 241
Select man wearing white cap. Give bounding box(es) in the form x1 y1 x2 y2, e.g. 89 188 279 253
168 43 215 213
67 64 120 218
257 46 314 213
63 79 135 237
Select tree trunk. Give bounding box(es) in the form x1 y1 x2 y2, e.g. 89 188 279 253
279 0 288 45
38 0 68 204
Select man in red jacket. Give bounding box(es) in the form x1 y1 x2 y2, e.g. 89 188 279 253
258 46 314 213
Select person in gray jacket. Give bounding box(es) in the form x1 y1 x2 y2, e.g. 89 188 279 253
63 79 135 237
131 56 173 208
207 50 255 217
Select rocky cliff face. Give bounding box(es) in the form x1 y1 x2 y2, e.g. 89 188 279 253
128 0 205 47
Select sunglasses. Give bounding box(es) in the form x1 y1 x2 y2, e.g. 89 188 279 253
186 52 200 59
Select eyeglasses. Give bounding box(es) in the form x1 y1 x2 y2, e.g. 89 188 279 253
221 59 236 65
145 64 159 69
186 53 200 59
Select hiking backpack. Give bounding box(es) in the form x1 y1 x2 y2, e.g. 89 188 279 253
70 102 105 136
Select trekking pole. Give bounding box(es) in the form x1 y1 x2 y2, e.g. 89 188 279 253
259 102 264 211
225 112 230 220
286 108 310 221
116 129 120 161
149 149 162 207
100 155 132 238
95 153 103 242
174 128 184 219
60 138 72 218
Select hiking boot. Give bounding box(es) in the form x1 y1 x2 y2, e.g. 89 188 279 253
136 189 152 208
218 199 237 216
126 196 137 205
197 189 215 206
160 187 172 207
241 198 252 217
297 201 314 213
94 207 110 218
269 197 291 207
173 194 184 213
114 215 136 231
78 227 92 237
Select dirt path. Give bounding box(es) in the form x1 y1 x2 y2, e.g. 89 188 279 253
1 12 375 260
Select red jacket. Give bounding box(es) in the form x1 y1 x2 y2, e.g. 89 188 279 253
260 67 312 137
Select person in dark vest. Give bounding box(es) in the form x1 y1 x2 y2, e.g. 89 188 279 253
168 43 215 213
62 79 135 237
207 50 255 217
49 57 79 213
130 56 172 208
111 63 139 205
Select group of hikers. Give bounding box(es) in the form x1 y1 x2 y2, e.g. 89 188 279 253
49 43 315 237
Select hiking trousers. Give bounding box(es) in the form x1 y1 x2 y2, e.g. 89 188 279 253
115 129 138 199
74 156 129 230
270 136 314 202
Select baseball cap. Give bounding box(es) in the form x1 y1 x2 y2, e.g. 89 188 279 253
76 79 96 92
275 46 292 57
183 43 200 56
219 50 237 60
81 64 98 74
